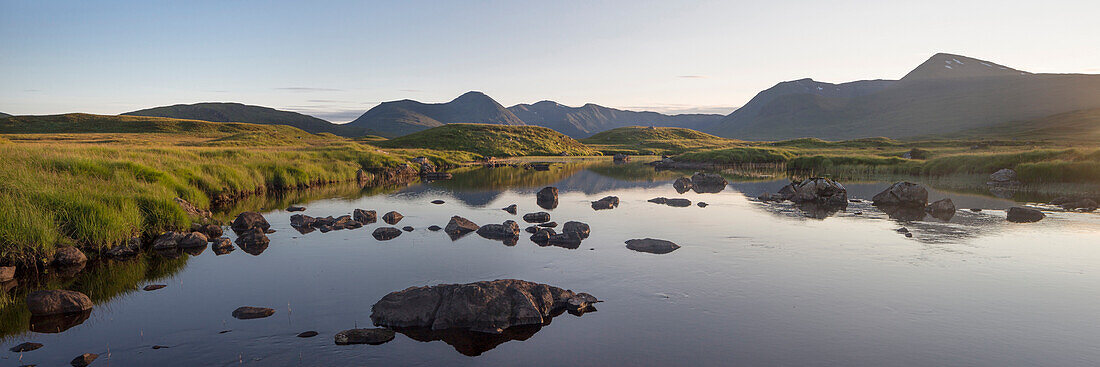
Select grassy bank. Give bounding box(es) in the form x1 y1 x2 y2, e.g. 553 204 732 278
581 126 738 155
377 123 598 157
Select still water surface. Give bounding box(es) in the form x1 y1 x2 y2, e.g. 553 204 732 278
4 162 1099 366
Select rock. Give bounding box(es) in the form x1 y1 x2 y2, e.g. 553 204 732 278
334 328 395 345
1061 198 1098 211
1007 207 1045 223
0 266 14 282
444 216 479 239
287 205 306 212
71 353 98 367
523 212 551 223
905 232 913 238
30 309 90 333
777 183 798 200
402 226 414 232
152 345 169 349
872 181 929 207
536 187 558 209
896 227 909 233
53 246 86 266
791 177 847 207
353 209 377 224
106 237 142 258
26 290 93 316
880 205 927 221
525 226 539 234
177 232 208 248
590 196 619 210
197 223 223 239
231 211 270 233
690 172 728 193
988 168 1019 186
382 211 403 225
673 177 693 194
548 232 584 249
697 202 708 208
537 221 557 228
297 331 319 338
373 227 403 241
476 220 520 240
428 225 442 231
431 200 446 205
625 238 681 254
232 306 275 320
926 198 957 220
370 279 598 334
211 237 234 255
648 197 668 204
234 227 270 248
757 192 785 202
290 214 315 228
9 342 43 352
612 153 630 162
143 284 166 291
175 197 211 219
970 208 983 212
502 204 518 214
665 198 692 207
561 221 591 239
530 228 555 244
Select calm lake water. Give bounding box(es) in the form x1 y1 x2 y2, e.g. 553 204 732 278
4 162 1099 366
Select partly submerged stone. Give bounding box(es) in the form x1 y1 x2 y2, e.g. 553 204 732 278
373 227 403 241
502 204 518 214
53 246 87 266
231 211 270 233
26 290 93 316
382 211 404 225
71 353 99 367
537 187 558 209
590 196 620 210
231 306 275 320
1007 207 1045 223
444 216 479 240
9 342 43 352
872 182 928 207
625 238 681 254
522 212 551 223
561 221 590 239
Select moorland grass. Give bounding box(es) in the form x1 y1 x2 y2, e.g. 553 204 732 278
377 124 598 157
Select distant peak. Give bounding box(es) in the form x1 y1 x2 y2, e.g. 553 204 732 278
902 53 1029 81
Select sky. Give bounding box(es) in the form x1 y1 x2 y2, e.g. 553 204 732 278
1 0 1098 122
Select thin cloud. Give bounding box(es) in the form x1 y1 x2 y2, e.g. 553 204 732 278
677 75 707 79
274 87 343 92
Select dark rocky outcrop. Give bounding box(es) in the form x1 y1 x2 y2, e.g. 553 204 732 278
53 246 87 266
665 198 692 207
523 212 551 223
334 328 395 345
525 226 539 234
370 279 598 334
590 196 619 210
1007 207 1045 223
690 172 728 193
191 223 224 239
232 306 275 320
382 211 404 225
153 232 184 250
790 177 847 207
561 221 591 239
231 211 270 233
673 177 693 194
537 221 557 228
625 238 681 254
211 237 234 255
445 216 479 240
530 228 555 244
537 187 558 209
26 290 93 316
502 204 518 214
476 220 520 240
373 227 403 241
872 181 929 207
234 227 270 248
926 198 957 221
178 232 209 248
353 209 377 224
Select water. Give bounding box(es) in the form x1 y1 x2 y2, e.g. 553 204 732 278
3 162 1099 366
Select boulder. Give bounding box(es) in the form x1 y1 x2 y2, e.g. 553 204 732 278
231 211 270 233
926 198 957 220
590 196 619 210
402 226 414 232
370 279 598 334
872 181 929 207
561 221 591 239
690 172 728 193
1007 207 1045 223
373 227 403 241
697 202 708 208
525 225 539 234
53 246 87 266
334 328 395 345
988 168 1019 186
626 238 681 254
536 187 558 209
106 237 142 258
444 216 479 239
232 306 275 320
353 209 377 224
648 197 668 204
776 182 797 200
530 228 555 244
502 204 518 214
673 177 693 194
234 227 270 247
523 212 551 223
9 342 43 352
612 153 630 162
1061 198 1098 211
211 237 234 255
71 353 99 367
665 198 692 207
476 220 520 240
26 290 93 316
286 205 306 212
791 177 847 207
290 214 315 228
537 221 557 228
428 225 442 231
0 266 14 282
177 232 209 248
382 211 403 225
548 232 584 249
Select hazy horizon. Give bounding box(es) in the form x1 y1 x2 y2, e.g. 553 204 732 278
2 0 1098 122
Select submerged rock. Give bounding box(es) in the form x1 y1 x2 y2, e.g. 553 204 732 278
1007 207 1045 223
402 226 415 232
373 227 403 241
525 225 539 234
192 223 224 239
143 284 167 291
382 211 404 225
71 353 99 367
53 246 87 266
211 237 234 255
335 328 395 345
26 290 93 316
428 225 442 231
523 212 551 223
370 279 598 334
231 211 270 233
648 197 668 204
537 221 557 228
537 187 558 209
665 198 692 207
625 238 681 254
547 232 584 249
697 202 708 208
926 198 957 221
872 182 928 207
232 306 275 320
297 331 319 338
502 204 518 214
31 309 91 333
476 220 520 240
9 342 43 352
530 228 555 244
590 196 619 210
987 168 1020 186
287 205 306 212
234 227 270 248
444 216 479 240
106 237 142 258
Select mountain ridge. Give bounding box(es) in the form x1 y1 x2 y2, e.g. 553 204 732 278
122 102 361 136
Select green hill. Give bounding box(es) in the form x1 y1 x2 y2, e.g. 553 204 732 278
945 108 1100 142
122 102 363 136
580 126 738 154
375 123 597 157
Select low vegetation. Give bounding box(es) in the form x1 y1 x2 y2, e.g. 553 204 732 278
581 126 738 155
377 123 598 157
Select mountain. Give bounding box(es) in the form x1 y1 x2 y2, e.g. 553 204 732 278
507 101 724 138
122 102 360 136
0 112 10 118
345 91 526 137
714 53 1100 140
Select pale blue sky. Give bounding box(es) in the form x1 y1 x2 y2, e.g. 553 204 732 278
2 0 1097 122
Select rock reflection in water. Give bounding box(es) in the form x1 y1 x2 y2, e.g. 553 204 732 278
237 241 269 256
395 323 546 357
878 205 927 222
30 310 91 333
